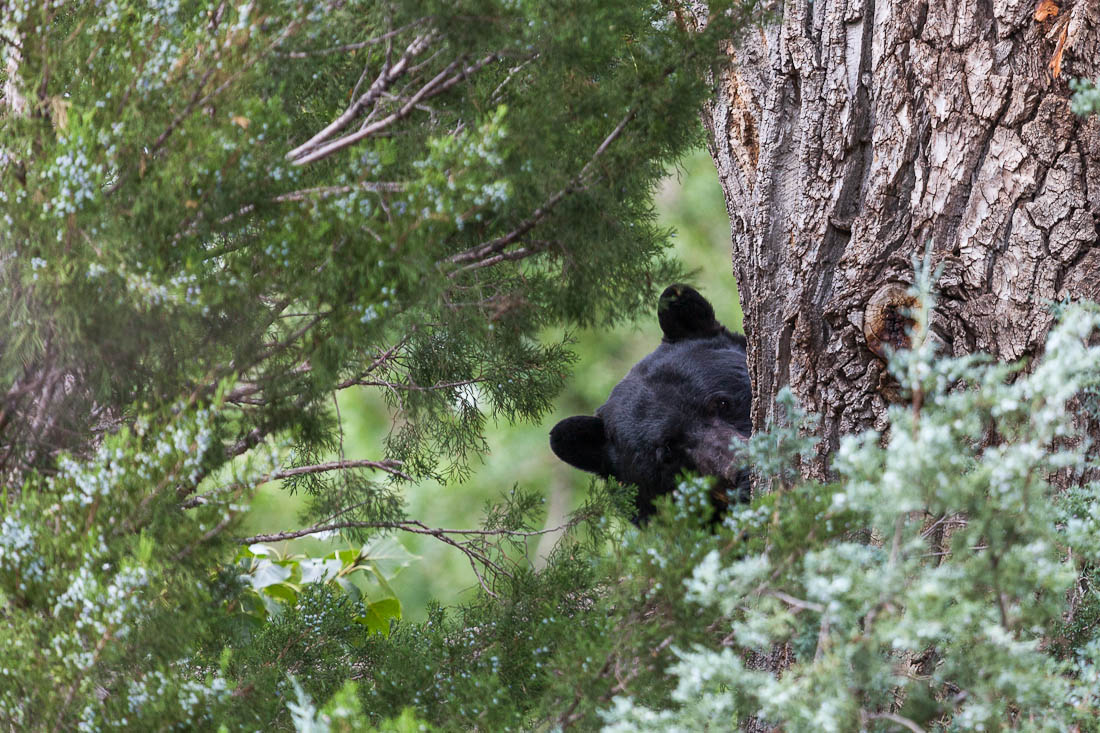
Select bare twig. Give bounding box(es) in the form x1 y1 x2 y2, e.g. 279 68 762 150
239 514 596 601
275 182 406 200
181 458 412 509
225 362 312 404
333 393 346 464
286 32 435 161
448 242 562 277
242 519 533 600
175 512 237 561
227 427 268 461
335 337 412 389
3 32 27 116
345 377 486 393
989 549 1011 630
271 458 411 482
765 589 825 613
889 514 904 566
53 628 113 732
289 52 498 165
814 612 831 661
489 54 539 102
239 517 577 544
863 712 926 733
175 182 405 244
147 68 217 156
246 313 325 368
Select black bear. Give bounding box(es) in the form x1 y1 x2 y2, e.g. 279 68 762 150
550 285 751 522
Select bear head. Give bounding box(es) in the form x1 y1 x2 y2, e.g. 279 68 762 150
550 284 751 523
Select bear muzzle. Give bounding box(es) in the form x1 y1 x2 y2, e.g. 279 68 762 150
683 423 747 487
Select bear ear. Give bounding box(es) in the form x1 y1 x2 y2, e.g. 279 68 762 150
550 416 608 475
658 284 722 342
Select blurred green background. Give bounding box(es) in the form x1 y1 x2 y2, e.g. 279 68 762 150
243 149 739 619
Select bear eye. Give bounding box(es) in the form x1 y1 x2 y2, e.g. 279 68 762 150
657 441 676 465
708 395 732 415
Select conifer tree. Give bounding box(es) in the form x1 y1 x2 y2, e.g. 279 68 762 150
0 0 748 727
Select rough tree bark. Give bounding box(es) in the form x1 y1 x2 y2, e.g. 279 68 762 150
701 0 1100 476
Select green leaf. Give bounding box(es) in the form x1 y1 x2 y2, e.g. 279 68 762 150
263 582 299 606
359 538 417 578
335 576 363 604
248 560 292 590
248 543 283 559
299 558 342 584
357 597 402 637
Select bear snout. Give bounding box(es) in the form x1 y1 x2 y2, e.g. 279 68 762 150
683 423 747 486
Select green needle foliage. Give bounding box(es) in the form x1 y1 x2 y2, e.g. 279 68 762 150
0 0 755 728
2 0 745 491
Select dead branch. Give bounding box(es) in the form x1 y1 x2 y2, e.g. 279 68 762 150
286 32 436 162
288 52 498 165
863 711 926 733
182 458 412 510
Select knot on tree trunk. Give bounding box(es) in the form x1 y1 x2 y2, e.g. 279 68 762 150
863 283 918 360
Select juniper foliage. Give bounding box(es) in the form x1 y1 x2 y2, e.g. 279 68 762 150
0 0 751 727
1072 78 1100 117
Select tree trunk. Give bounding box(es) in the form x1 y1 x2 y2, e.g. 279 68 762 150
704 0 1100 478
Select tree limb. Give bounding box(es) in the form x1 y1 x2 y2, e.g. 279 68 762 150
288 52 498 165
286 32 436 162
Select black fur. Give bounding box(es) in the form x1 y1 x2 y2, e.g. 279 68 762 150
551 285 751 522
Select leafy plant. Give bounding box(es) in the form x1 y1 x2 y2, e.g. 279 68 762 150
236 540 415 635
